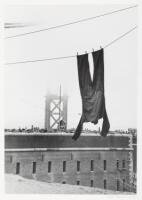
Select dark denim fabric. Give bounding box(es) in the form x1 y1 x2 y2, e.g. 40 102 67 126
72 49 110 140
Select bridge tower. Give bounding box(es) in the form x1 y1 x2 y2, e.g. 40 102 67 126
44 90 68 131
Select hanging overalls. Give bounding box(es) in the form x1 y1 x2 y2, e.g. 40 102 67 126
72 48 110 140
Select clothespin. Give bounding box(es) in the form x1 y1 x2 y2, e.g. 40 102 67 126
85 51 87 54
77 52 79 56
100 46 102 49
92 48 94 52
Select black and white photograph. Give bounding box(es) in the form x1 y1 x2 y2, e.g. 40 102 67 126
1 0 140 197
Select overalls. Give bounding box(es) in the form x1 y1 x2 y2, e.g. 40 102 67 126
72 49 110 140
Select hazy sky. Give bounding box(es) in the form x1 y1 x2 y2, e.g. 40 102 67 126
4 4 137 130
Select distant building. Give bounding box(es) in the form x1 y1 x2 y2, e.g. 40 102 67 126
5 132 135 192
57 119 67 131
128 128 137 192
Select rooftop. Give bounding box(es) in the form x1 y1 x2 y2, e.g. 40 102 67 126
4 131 131 137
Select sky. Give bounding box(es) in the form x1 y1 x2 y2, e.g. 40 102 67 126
4 4 137 130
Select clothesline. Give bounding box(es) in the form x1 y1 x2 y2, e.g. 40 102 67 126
5 5 137 39
5 26 137 66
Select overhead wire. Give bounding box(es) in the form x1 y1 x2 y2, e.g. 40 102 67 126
5 5 137 39
103 26 137 48
5 26 137 66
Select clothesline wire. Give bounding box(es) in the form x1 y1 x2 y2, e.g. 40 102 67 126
5 26 137 66
103 26 137 48
5 5 137 39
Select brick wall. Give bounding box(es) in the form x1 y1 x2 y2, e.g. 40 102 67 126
5 134 130 149
5 149 132 191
